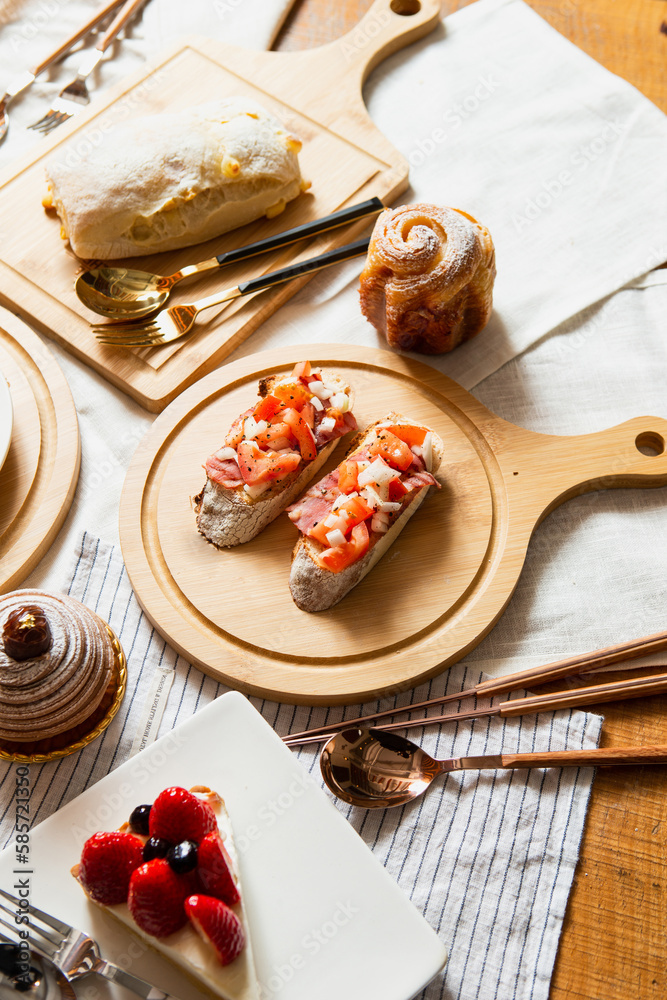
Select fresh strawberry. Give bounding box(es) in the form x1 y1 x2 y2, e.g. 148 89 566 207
128 859 190 937
148 787 217 844
196 833 240 906
78 831 144 905
185 895 245 965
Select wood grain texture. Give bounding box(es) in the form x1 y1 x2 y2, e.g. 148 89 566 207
0 306 80 592
0 0 441 412
119 343 667 704
278 4 667 997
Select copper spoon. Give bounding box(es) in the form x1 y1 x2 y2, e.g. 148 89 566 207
320 727 667 809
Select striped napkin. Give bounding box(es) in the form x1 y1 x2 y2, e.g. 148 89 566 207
0 534 602 1000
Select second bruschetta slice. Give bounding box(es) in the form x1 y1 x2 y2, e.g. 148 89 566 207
195 361 357 547
287 412 443 611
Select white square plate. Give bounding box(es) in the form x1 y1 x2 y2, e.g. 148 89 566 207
0 692 447 1000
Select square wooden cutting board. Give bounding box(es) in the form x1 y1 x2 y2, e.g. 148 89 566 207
0 1 441 411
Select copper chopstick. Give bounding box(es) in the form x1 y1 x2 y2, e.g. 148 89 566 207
283 628 667 745
284 668 667 747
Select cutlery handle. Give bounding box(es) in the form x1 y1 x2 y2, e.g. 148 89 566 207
31 0 127 75
237 237 370 296
499 746 667 769
95 959 172 1000
215 198 384 268
476 628 667 697
498 670 667 717
98 0 148 52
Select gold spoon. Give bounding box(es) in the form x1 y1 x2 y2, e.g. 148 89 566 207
320 727 667 809
75 196 384 319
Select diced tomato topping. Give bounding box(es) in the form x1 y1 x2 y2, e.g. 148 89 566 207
283 408 317 461
388 478 409 502
385 424 427 448
253 421 294 450
369 430 414 471
291 360 312 379
253 394 285 423
272 380 312 410
236 440 301 486
338 460 359 494
308 494 373 546
315 521 370 573
225 409 253 449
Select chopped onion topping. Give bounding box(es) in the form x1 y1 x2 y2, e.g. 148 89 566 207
332 491 358 510
421 432 434 472
311 395 324 412
361 485 383 509
243 416 268 440
371 513 389 533
215 446 239 463
319 416 336 434
324 512 340 527
358 457 401 488
308 381 333 401
243 481 270 499
330 392 349 412
325 527 347 547
380 500 402 513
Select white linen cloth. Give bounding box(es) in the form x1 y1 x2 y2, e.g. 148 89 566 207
1 0 667 996
0 538 603 1000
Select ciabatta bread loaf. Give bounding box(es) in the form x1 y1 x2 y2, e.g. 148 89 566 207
44 97 306 259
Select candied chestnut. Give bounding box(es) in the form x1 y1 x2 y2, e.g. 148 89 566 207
2 605 52 661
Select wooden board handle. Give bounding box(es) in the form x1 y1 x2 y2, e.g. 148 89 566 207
500 416 667 531
285 0 442 116
333 0 442 87
500 746 667 769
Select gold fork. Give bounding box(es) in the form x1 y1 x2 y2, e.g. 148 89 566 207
29 0 148 134
92 237 371 346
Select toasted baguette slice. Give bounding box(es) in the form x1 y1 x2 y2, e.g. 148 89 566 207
289 413 444 612
195 368 355 548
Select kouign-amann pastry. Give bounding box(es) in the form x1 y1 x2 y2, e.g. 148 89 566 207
359 203 496 354
44 97 306 259
0 590 118 752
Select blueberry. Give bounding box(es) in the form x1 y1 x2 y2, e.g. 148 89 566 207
167 840 198 874
129 804 152 835
142 836 171 862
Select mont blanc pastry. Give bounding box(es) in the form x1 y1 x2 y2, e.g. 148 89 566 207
0 590 120 752
44 97 306 259
359 203 496 354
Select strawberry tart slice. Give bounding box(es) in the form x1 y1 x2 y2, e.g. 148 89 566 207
73 786 258 1000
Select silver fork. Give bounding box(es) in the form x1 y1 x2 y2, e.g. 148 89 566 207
29 0 148 135
93 236 371 346
0 888 182 1000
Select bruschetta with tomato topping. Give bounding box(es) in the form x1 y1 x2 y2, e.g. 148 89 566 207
287 412 443 611
194 361 357 547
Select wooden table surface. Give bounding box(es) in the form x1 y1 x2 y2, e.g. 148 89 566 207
276 4 667 999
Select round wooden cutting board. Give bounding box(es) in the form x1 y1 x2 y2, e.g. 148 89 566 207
119 344 667 704
0 307 80 592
